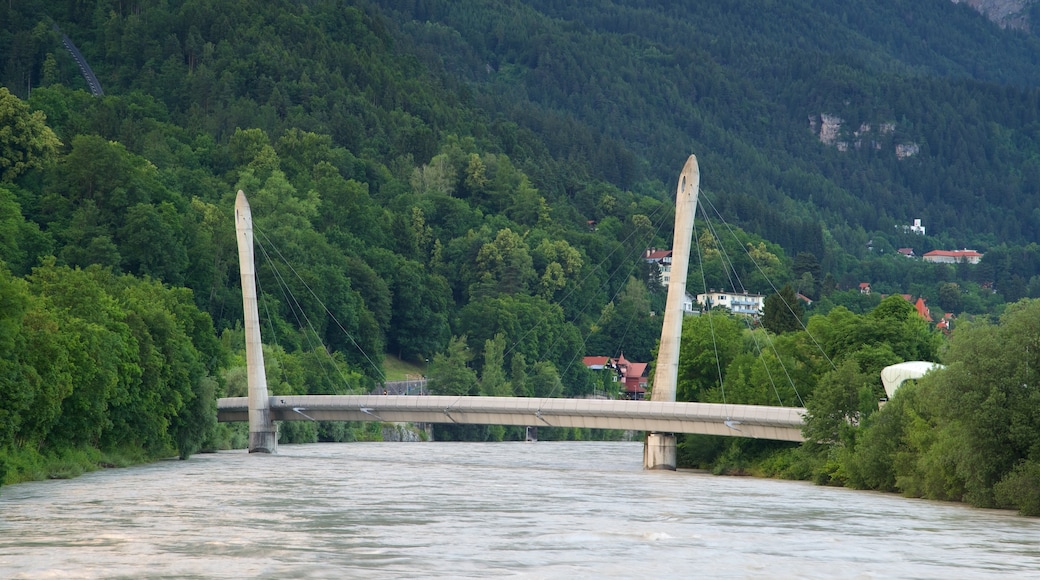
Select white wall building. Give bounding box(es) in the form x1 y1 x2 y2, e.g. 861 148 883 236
696 290 765 316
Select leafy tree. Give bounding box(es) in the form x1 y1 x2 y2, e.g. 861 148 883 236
0 185 51 275
480 333 511 396
585 276 661 362
429 335 478 396
676 313 742 402
0 87 60 182
472 228 535 297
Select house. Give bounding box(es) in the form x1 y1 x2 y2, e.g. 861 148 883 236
582 356 613 371
582 354 649 399
914 297 933 322
897 247 915 258
681 291 700 315
615 354 649 400
859 282 872 294
936 313 954 335
796 293 814 307
898 218 926 235
644 248 673 286
696 290 765 316
922 249 983 264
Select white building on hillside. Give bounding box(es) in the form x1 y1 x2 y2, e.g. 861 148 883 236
696 290 765 316
644 248 672 286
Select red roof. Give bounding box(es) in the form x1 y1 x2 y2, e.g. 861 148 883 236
914 297 933 322
923 249 982 258
645 250 672 260
583 356 611 368
626 362 649 378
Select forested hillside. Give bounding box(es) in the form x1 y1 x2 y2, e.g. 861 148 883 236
2 0 1040 511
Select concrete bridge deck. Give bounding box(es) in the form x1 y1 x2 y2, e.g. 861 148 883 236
217 395 806 442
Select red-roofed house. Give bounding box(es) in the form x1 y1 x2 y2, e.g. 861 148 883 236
922 249 983 264
914 297 933 322
619 361 649 399
859 282 871 294
583 354 649 399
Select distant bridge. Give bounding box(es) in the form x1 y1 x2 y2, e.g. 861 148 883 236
217 395 806 442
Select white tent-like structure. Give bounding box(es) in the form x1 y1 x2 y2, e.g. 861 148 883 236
880 361 944 398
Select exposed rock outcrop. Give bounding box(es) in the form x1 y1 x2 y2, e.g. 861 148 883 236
951 0 1036 30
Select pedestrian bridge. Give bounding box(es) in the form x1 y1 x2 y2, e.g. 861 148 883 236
217 395 806 442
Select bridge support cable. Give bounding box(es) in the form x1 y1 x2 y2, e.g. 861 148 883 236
696 192 813 407
699 193 837 376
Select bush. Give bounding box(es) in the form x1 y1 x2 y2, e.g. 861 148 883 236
995 460 1040 516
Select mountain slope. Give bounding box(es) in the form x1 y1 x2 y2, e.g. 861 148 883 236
380 0 1040 256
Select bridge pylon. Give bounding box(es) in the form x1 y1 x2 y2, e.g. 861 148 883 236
644 155 699 470
235 190 277 453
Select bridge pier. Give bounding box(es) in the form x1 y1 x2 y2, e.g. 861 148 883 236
644 155 698 470
644 432 677 470
236 190 277 454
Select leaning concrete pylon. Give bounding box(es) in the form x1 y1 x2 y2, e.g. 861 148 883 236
235 190 277 453
644 155 699 470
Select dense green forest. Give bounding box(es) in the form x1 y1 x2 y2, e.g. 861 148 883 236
2 0 1040 513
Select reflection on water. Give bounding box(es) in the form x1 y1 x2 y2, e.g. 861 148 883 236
2 441 1039 578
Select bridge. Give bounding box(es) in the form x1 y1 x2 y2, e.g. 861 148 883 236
220 156 809 469
216 395 806 442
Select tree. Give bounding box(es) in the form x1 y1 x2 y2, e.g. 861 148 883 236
429 336 479 396
0 87 60 182
585 276 661 362
480 333 511 396
763 284 803 335
0 185 52 275
676 313 743 402
937 282 962 313
472 228 535 297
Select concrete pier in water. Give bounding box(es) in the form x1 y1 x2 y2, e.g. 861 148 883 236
235 190 277 453
644 155 700 470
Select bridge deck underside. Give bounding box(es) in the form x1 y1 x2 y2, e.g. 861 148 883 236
217 395 805 442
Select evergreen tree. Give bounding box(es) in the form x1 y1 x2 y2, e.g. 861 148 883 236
763 284 803 335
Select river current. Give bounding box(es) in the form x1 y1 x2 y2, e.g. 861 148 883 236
1 441 1038 578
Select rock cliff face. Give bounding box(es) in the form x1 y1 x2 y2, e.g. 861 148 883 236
808 114 918 158
951 0 1037 30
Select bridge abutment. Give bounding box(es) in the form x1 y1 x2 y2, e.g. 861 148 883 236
644 433 677 470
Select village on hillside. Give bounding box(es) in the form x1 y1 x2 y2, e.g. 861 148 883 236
586 239 979 391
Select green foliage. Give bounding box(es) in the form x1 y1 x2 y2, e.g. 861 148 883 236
675 313 742 402
3 0 1040 481
830 299 1040 514
762 284 803 335
0 87 60 182
429 336 479 396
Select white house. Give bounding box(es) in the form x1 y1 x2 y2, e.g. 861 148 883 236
644 248 672 286
696 290 765 316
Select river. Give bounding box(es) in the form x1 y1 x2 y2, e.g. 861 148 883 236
1 441 1038 578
